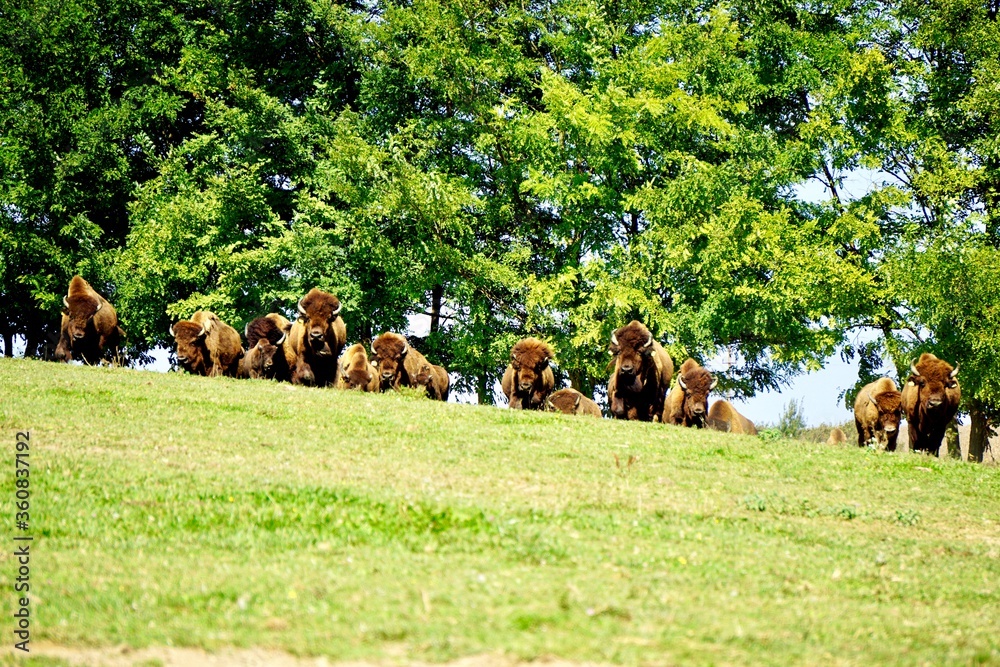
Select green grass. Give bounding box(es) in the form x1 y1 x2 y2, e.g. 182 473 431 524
2 357 999 665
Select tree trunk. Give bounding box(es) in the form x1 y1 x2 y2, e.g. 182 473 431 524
430 284 443 334
2 331 12 357
940 420 961 459
476 369 491 405
968 407 994 463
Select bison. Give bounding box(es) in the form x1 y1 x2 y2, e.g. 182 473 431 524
415 362 450 401
664 358 718 427
501 338 555 409
545 388 602 418
370 332 432 392
53 276 124 364
241 314 292 380
826 427 847 445
170 311 243 377
901 353 960 454
706 400 758 435
334 343 379 391
607 321 673 421
285 289 347 386
853 377 903 450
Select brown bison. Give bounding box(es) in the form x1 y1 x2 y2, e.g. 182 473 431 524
170 311 243 377
241 314 292 380
335 343 379 391
545 388 602 417
53 276 124 364
415 362 450 401
370 332 432 392
664 358 718 427
826 427 847 445
607 321 673 421
501 338 555 409
853 377 903 450
284 289 347 386
706 400 758 435
901 353 960 454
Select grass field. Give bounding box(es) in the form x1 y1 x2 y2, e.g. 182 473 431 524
2 357 999 666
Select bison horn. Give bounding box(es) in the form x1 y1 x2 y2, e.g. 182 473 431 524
709 377 718 391
95 300 103 313
62 296 69 311
401 342 408 356
950 363 959 379
678 375 688 391
198 322 209 338
868 391 877 406
244 322 250 338
168 323 175 337
331 302 341 317
275 331 287 346
909 358 919 377
643 334 653 349
297 298 307 317
611 332 618 346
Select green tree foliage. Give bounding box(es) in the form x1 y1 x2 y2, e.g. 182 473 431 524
4 0 1000 449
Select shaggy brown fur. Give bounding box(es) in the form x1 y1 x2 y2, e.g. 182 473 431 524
414 362 450 401
371 333 432 392
501 338 555 409
706 400 758 435
607 321 674 421
335 343 379 391
664 358 717 427
901 352 960 454
826 427 847 445
53 276 124 364
545 388 602 418
285 289 347 386
853 377 903 450
170 311 243 377
241 314 292 381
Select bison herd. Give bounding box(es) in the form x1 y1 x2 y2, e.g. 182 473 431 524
52 276 962 453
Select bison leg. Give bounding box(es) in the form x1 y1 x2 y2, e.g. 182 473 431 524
855 419 867 447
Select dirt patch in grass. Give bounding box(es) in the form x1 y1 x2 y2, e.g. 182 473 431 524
13 644 607 667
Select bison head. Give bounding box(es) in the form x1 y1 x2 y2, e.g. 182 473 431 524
508 338 553 407
371 333 409 389
610 321 656 392
170 318 212 374
907 353 959 416
297 288 341 356
62 288 103 344
867 389 902 439
414 363 435 388
676 359 718 426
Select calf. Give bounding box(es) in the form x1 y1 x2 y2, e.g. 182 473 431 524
853 377 903 450
241 314 292 380
335 343 379 391
415 362 450 401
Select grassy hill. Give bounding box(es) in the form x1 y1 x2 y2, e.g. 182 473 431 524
2 358 999 666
